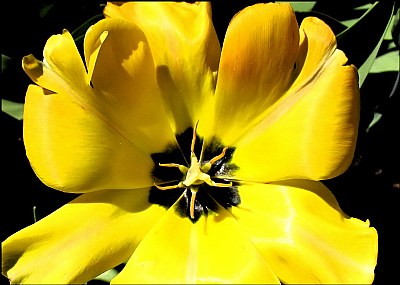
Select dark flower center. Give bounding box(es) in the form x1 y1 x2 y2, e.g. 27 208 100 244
149 124 240 223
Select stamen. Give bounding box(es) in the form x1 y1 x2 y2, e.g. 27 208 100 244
159 163 188 174
201 146 229 173
154 182 184 190
151 124 238 221
211 181 233 187
209 147 228 165
191 121 199 153
190 188 198 219
159 163 181 168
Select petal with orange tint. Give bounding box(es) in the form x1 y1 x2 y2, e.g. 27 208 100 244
232 180 378 284
291 16 338 91
231 50 359 182
2 188 165 284
207 3 299 144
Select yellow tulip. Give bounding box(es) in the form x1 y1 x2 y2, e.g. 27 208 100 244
2 2 377 284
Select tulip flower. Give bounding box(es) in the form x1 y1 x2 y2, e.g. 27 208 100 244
2 2 377 284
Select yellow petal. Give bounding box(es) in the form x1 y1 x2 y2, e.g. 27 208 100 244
104 2 220 134
43 29 89 90
23 84 154 192
207 3 299 143
291 16 337 91
83 18 176 151
232 181 378 284
112 196 280 284
24 22 176 155
22 20 184 192
2 188 165 284
22 29 89 96
231 49 359 182
22 30 92 118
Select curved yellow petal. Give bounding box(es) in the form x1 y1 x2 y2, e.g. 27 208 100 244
291 17 337 91
231 49 359 182
207 3 299 144
22 20 185 192
83 18 176 152
22 29 89 97
232 181 378 284
2 188 166 284
22 30 94 126
24 21 176 155
104 2 220 134
113 197 280 284
23 84 154 192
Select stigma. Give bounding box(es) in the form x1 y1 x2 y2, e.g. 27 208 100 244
154 122 232 219
149 123 240 222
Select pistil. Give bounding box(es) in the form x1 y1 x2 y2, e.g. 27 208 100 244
154 123 232 218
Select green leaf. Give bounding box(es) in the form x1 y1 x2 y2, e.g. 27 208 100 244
369 50 399 73
2 99 24 120
366 112 383 133
369 12 399 74
289 1 316 12
340 4 375 28
336 1 396 86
